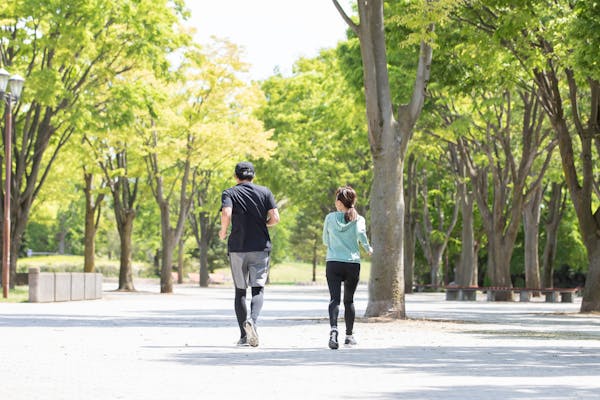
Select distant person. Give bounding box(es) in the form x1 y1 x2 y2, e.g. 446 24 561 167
219 161 280 347
322 186 372 350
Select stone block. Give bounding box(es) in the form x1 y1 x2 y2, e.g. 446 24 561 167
560 291 574 303
445 289 458 301
71 272 85 301
459 289 477 301
84 273 96 300
544 291 559 303
519 290 531 302
95 273 103 299
54 273 71 302
28 268 55 303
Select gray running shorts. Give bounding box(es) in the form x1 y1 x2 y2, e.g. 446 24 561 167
229 251 270 289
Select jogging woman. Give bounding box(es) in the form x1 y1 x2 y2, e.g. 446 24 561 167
322 186 372 349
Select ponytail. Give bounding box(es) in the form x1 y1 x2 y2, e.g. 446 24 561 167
335 186 358 222
345 207 358 223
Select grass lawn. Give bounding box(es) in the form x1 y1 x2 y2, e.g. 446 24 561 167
13 255 371 286
212 260 371 285
0 286 29 303
17 255 151 276
2 257 370 303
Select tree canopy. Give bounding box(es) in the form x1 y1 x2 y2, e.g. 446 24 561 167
2 0 596 312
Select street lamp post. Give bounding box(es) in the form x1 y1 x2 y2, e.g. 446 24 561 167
0 68 25 298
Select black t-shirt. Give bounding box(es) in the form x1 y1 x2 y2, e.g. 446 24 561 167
221 182 277 252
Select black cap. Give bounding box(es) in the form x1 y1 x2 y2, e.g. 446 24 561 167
235 161 255 180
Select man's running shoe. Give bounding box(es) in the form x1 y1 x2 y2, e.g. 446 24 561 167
243 320 259 347
344 335 357 346
328 328 339 350
237 337 249 346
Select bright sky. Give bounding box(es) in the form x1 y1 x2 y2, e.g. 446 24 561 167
184 0 354 80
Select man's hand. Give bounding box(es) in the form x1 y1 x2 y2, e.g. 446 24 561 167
219 230 227 240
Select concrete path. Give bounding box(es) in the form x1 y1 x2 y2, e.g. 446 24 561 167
1 282 599 399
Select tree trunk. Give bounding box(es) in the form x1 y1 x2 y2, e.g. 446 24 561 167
198 211 210 287
177 238 184 284
523 183 543 292
541 182 565 288
7 223 21 291
448 143 478 287
57 228 66 254
580 80 600 311
487 235 514 301
456 179 477 287
117 209 136 291
582 244 600 311
404 154 417 293
83 172 104 273
429 247 444 287
536 73 600 312
160 206 175 294
367 151 405 317
84 205 96 273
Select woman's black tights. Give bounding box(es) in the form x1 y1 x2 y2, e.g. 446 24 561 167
326 261 360 335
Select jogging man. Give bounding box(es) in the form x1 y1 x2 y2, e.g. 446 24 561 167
219 161 280 347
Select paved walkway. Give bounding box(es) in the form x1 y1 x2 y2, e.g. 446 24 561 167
1 282 599 399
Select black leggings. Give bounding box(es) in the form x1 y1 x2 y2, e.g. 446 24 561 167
326 261 360 336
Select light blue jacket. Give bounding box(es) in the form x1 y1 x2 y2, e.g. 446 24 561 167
322 212 373 263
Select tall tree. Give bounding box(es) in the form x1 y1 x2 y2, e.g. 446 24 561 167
82 170 106 273
105 150 139 291
0 0 187 287
173 40 273 290
403 154 419 292
333 0 452 317
523 182 543 291
448 143 478 287
540 182 567 288
458 91 555 299
455 0 600 311
415 162 459 287
82 77 153 291
188 170 223 287
145 123 196 293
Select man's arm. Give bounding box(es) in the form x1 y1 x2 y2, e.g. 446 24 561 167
266 208 280 227
219 206 232 240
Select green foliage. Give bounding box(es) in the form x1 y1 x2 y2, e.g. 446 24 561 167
23 222 54 254
259 49 372 263
8 0 597 289
570 1 600 81
0 287 29 303
552 206 588 272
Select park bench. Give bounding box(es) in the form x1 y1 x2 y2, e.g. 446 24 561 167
444 286 580 303
540 287 580 303
485 287 580 303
